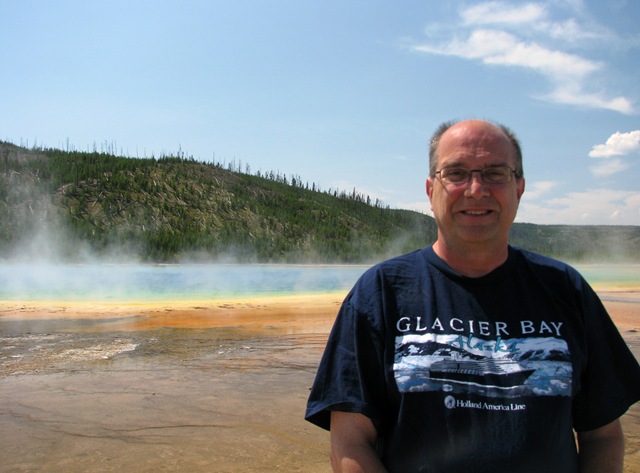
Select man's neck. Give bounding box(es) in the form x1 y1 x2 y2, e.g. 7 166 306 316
432 239 509 277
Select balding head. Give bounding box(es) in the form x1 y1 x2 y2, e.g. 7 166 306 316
429 119 523 179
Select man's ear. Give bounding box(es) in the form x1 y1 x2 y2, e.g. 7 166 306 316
517 178 525 201
426 177 433 201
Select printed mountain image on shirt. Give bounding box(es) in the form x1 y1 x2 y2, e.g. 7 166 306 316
393 333 572 398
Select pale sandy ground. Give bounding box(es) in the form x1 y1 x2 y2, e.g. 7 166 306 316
0 290 638 472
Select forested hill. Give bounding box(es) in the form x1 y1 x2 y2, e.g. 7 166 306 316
1 141 638 263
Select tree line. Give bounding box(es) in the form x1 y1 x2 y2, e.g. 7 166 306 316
1 141 638 263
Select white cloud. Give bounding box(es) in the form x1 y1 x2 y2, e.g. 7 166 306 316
410 1 635 114
517 188 640 225
538 18 607 42
587 130 640 177
522 180 557 199
589 130 640 158
461 2 546 26
461 1 614 42
478 31 597 77
545 89 634 114
590 158 630 177
414 29 598 77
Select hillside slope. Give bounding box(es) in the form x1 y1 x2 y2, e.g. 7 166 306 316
1 142 637 263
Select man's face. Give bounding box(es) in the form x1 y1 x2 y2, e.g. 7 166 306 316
426 121 525 250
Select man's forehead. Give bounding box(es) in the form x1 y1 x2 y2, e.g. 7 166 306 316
443 121 508 143
439 122 514 157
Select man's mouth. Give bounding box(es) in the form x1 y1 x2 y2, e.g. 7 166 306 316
462 210 492 216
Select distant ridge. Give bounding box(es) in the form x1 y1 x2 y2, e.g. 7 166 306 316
1 141 638 263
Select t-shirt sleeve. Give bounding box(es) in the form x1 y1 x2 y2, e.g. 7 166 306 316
305 283 389 432
572 281 640 432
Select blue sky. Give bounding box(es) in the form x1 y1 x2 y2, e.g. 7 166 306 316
1 0 639 225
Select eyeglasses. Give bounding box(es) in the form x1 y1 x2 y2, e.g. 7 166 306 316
435 166 518 185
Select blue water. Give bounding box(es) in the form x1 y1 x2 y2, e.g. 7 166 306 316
0 263 637 303
573 264 640 290
0 264 369 302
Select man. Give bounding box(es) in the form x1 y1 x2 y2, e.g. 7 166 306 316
305 119 640 472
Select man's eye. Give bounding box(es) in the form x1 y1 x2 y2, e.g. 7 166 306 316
447 169 467 178
485 169 507 178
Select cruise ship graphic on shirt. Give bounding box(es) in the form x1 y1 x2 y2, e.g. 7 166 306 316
393 333 572 397
429 357 536 388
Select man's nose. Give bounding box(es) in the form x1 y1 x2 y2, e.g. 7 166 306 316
465 172 489 198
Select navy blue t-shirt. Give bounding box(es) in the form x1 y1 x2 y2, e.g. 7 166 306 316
306 246 640 473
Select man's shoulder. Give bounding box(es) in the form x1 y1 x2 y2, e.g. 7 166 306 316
353 248 430 289
511 245 570 267
369 248 429 275
510 246 583 281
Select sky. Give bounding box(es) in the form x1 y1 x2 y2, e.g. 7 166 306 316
1 0 639 225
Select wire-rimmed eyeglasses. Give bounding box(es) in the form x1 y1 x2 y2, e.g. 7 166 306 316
435 166 519 185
